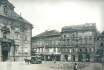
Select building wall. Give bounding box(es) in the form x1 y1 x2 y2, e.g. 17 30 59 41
32 30 61 61
60 23 98 62
32 24 99 62
0 0 33 61
95 32 104 62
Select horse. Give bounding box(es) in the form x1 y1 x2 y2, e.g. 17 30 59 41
24 59 31 64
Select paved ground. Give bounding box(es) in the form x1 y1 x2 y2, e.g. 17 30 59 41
0 61 103 70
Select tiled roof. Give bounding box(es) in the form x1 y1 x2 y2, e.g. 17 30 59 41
32 30 61 38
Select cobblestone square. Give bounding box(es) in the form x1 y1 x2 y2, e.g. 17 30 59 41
0 61 103 70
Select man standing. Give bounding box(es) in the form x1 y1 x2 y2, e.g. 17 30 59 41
73 63 78 70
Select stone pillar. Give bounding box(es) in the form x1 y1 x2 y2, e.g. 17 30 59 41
68 54 71 62
10 44 14 62
0 29 1 38
44 55 46 61
8 52 10 60
60 54 64 61
0 42 2 62
83 54 86 62
75 54 78 62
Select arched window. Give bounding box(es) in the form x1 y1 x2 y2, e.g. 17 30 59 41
3 32 7 38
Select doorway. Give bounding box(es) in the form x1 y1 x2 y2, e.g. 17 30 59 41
78 54 83 62
2 50 8 62
86 54 90 62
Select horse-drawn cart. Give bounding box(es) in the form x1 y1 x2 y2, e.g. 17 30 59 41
24 55 42 64
30 55 42 64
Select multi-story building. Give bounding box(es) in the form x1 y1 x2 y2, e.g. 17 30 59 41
32 23 99 62
32 30 61 61
0 0 33 62
60 23 98 62
95 31 104 62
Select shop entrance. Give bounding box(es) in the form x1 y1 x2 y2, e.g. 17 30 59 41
2 50 8 62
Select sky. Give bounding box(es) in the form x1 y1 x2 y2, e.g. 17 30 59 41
9 0 104 36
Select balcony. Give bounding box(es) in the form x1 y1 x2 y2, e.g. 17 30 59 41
78 52 88 54
45 45 61 48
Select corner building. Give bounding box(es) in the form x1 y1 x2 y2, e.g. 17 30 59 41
32 30 61 61
95 31 104 62
60 23 98 62
0 0 33 62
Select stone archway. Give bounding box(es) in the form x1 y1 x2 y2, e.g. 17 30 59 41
0 39 15 62
2 50 8 61
1 42 11 61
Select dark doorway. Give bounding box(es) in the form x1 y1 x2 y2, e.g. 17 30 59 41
78 54 83 62
65 55 68 61
86 54 90 62
56 55 60 61
72 55 75 62
2 50 8 62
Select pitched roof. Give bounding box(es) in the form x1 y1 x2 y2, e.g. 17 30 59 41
32 30 61 38
96 31 104 38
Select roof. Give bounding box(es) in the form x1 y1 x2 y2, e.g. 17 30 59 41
96 31 104 38
61 23 96 32
0 0 32 26
32 30 61 38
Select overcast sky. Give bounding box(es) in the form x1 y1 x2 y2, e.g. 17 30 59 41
9 0 104 36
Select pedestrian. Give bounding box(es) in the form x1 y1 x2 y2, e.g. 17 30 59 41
54 59 56 64
73 63 78 70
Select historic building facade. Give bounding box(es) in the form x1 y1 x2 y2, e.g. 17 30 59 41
95 31 104 62
0 0 33 62
32 30 61 61
32 23 99 62
60 23 98 62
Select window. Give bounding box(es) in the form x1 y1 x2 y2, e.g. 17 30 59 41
72 49 74 52
92 48 93 52
72 34 75 37
53 48 56 52
15 45 19 53
99 38 101 40
64 35 66 38
89 49 91 52
69 49 71 53
57 48 61 52
3 32 7 38
85 49 87 52
24 36 27 41
15 32 19 39
80 49 82 52
101 43 103 46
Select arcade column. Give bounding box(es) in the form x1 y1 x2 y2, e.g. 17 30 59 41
60 54 65 61
0 42 2 62
10 44 14 62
